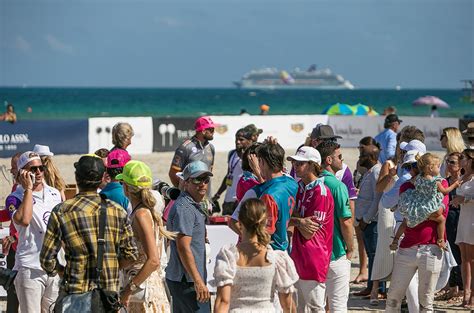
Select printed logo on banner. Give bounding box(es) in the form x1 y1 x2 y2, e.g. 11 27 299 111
215 125 228 135
152 118 195 152
291 123 304 133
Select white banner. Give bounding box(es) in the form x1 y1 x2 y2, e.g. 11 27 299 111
88 117 153 155
328 115 459 151
209 115 329 152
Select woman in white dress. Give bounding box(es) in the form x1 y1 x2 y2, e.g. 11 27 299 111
214 198 298 313
453 148 474 308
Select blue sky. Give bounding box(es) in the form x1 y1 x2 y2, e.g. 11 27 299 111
1 0 472 88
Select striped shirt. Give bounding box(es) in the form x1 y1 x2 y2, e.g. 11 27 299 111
40 192 138 293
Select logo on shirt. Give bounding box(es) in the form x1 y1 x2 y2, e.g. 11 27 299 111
43 211 51 225
8 204 16 213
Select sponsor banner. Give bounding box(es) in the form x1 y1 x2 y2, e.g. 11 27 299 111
328 116 459 150
88 117 153 154
329 116 385 148
0 120 88 158
210 115 329 152
152 118 196 152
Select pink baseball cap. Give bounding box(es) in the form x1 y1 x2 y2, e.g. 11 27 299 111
195 116 219 132
107 149 131 169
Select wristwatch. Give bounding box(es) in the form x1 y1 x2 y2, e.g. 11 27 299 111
129 280 138 292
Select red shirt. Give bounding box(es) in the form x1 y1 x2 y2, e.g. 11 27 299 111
399 179 449 248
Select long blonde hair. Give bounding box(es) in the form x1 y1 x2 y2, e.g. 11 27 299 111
443 127 465 154
127 184 176 240
238 198 271 246
41 156 66 192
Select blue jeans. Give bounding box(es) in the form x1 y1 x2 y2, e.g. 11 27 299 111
166 278 211 313
362 222 386 292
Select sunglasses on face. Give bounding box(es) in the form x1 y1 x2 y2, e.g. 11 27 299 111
205 128 215 133
440 134 446 140
190 176 211 185
292 161 307 167
332 154 343 160
446 159 458 165
29 165 45 173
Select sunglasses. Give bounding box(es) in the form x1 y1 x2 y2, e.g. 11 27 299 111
440 134 446 140
29 165 45 173
292 161 307 167
190 176 211 185
205 128 215 133
446 160 458 165
333 154 343 160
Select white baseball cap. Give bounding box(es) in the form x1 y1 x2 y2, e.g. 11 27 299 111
403 150 425 165
33 144 54 157
17 151 41 169
400 139 426 154
287 146 322 164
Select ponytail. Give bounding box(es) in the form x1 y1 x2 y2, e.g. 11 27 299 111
238 198 271 247
129 184 177 240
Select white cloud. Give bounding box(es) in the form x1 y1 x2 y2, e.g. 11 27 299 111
155 16 182 28
15 36 31 53
45 34 74 54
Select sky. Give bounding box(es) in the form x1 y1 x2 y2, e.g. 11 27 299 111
0 0 472 88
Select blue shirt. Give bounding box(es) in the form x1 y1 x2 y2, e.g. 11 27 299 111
100 182 129 212
253 175 298 251
166 192 207 283
381 168 412 222
374 128 397 164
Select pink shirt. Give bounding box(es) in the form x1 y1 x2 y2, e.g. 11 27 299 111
235 172 259 202
290 179 334 282
399 179 449 248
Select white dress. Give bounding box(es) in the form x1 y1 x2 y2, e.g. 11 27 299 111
213 244 299 313
455 176 474 245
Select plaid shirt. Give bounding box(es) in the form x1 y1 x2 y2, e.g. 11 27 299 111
40 192 138 293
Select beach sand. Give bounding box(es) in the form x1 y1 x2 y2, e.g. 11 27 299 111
0 148 458 311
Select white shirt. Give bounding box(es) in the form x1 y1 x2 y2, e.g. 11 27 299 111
12 183 62 270
224 150 243 203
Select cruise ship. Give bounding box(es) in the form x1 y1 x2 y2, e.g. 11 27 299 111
234 64 355 90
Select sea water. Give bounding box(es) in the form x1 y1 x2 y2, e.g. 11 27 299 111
0 87 471 120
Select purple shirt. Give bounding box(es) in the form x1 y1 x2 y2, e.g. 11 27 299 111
336 164 358 200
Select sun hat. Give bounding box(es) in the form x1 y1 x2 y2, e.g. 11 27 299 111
400 139 426 154
195 116 218 132
107 149 131 169
116 160 153 188
310 124 342 140
182 161 213 181
17 151 41 169
287 146 322 164
403 150 425 165
74 154 105 181
32 144 54 157
462 122 474 138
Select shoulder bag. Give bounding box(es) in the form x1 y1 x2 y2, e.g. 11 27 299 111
55 198 123 313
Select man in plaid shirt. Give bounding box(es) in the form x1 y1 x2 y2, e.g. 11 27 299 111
40 154 138 295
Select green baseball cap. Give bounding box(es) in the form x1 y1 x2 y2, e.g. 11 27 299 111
116 160 153 188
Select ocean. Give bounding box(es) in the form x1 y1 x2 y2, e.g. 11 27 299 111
0 87 472 120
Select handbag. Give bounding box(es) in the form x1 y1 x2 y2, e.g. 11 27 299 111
55 198 123 313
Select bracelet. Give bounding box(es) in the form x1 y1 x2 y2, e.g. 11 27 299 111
24 188 32 192
390 236 399 240
437 239 444 243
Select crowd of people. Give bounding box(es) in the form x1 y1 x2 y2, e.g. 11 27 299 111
0 115 473 313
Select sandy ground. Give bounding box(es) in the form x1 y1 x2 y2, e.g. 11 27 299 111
0 148 464 311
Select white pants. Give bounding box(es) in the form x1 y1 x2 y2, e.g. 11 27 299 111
14 267 60 313
386 245 442 312
325 256 351 313
394 221 420 313
296 279 326 313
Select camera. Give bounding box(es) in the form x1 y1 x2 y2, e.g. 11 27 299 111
152 180 180 200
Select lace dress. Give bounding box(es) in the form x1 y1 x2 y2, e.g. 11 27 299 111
213 244 299 313
455 176 474 245
128 212 171 313
398 175 444 227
